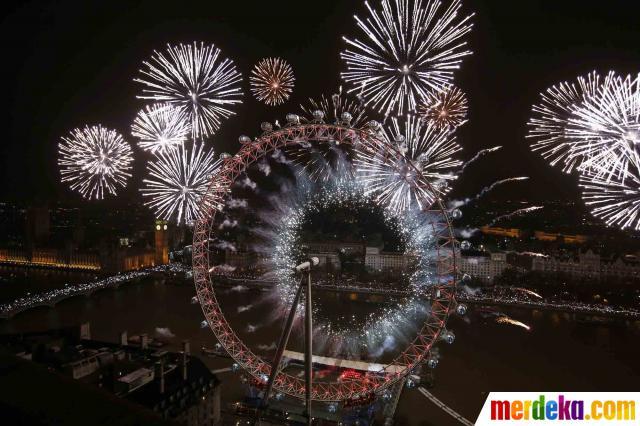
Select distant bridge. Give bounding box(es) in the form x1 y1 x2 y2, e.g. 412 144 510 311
0 271 149 319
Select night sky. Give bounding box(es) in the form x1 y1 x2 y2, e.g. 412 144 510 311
3 0 640 205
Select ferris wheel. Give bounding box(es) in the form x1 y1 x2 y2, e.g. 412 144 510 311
191 114 460 408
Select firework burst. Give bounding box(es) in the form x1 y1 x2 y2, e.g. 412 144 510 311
58 125 133 200
525 71 640 175
289 88 370 182
356 114 462 211
250 58 295 106
580 149 640 231
419 86 468 131
251 175 443 357
135 42 243 140
141 143 221 225
529 71 640 231
527 71 603 172
340 0 473 117
300 86 369 128
132 103 191 153
567 72 640 175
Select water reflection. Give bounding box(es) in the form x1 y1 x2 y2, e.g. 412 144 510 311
0 275 638 425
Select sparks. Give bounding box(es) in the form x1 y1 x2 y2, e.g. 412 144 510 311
131 103 191 153
460 146 502 172
527 71 640 230
250 174 444 357
58 125 133 200
340 0 474 116
514 288 543 299
527 70 640 179
448 177 529 209
527 71 603 173
568 72 640 177
580 149 640 231
489 206 543 226
496 316 531 331
419 86 469 131
300 86 369 129
135 42 243 140
356 114 462 211
250 58 295 106
141 143 221 225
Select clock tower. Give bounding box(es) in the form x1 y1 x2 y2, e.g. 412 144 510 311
154 220 169 265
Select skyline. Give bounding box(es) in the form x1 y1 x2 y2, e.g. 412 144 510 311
1 2 639 425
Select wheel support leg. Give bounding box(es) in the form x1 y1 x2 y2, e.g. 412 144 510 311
262 277 304 407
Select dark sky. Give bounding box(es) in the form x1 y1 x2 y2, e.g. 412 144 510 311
2 0 640 205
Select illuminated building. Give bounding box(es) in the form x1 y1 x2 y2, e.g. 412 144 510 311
533 231 588 244
364 246 411 271
480 226 522 238
0 247 100 270
154 220 169 266
459 252 508 282
481 226 589 245
531 249 640 279
309 252 341 269
116 249 155 272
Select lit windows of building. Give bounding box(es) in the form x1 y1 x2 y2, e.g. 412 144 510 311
531 249 640 279
459 252 509 282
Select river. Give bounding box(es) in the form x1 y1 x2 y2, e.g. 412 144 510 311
0 271 638 425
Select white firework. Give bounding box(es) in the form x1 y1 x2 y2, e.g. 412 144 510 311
528 71 640 177
300 86 369 128
568 72 640 175
132 103 191 153
141 143 221 225
527 71 603 173
251 176 444 355
356 114 462 211
528 71 640 231
58 125 133 200
135 42 243 140
341 0 474 117
580 149 640 231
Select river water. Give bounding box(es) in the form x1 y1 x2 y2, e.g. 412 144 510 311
0 271 638 425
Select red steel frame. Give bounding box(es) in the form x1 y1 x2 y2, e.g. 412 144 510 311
192 123 458 402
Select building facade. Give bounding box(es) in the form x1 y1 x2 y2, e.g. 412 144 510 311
531 249 640 279
533 231 589 244
458 252 509 282
480 226 522 239
1 325 222 426
0 247 101 270
364 246 412 272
